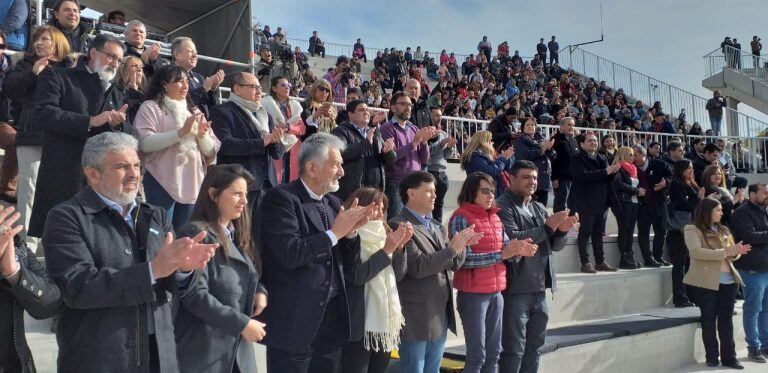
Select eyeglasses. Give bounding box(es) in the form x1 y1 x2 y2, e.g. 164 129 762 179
96 49 121 65
236 83 261 90
395 102 413 108
279 82 292 89
479 188 496 196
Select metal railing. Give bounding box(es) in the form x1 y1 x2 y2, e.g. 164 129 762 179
562 45 768 138
704 44 768 83
286 37 473 61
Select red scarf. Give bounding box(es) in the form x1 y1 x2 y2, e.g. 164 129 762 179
619 161 637 179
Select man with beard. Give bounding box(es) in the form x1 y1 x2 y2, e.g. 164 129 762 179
258 133 376 372
379 92 434 218
28 34 130 239
43 132 217 371
731 183 768 363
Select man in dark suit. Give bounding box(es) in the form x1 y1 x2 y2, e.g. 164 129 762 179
28 34 130 239
43 132 216 372
550 117 579 212
259 133 376 372
388 171 479 372
170 37 224 117
210 71 285 243
633 144 672 267
330 99 396 202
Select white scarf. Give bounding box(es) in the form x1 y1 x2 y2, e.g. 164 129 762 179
162 96 198 165
357 220 405 352
261 95 303 151
227 93 270 135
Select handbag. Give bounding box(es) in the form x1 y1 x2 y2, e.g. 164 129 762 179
666 207 691 231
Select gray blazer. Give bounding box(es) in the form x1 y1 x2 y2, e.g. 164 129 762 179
174 221 265 373
43 186 189 373
389 208 465 342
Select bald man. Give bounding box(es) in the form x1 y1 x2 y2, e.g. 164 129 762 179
405 78 431 128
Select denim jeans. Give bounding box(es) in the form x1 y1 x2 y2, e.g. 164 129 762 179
552 179 571 213
739 270 768 350
499 291 548 373
457 292 503 373
398 321 447 373
709 116 723 136
143 171 194 231
385 182 403 219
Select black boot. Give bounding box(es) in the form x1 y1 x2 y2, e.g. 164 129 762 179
619 253 639 270
644 257 662 267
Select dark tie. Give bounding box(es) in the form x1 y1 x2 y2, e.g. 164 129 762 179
314 199 330 230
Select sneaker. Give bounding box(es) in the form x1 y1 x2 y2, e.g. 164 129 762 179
655 257 671 266
581 263 597 274
748 348 767 363
595 262 618 272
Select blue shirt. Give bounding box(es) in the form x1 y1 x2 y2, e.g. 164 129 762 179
404 206 432 229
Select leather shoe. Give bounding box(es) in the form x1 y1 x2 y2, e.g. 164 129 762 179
655 257 671 266
674 301 695 308
722 360 744 370
644 258 662 267
595 262 618 272
581 263 597 274
706 360 719 367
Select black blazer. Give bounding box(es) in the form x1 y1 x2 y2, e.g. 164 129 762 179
42 186 192 372
637 159 672 211
339 229 407 342
0 242 61 373
187 70 217 118
331 121 396 202
175 221 264 373
210 101 285 190
258 180 354 352
28 59 128 238
550 132 578 181
568 150 611 214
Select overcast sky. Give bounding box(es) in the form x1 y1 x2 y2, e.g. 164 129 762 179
253 0 768 124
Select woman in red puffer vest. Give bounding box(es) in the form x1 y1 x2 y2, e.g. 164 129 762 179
448 172 537 373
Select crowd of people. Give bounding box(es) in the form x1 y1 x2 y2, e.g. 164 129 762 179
1 1 768 373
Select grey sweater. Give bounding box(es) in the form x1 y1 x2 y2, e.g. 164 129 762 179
427 131 455 172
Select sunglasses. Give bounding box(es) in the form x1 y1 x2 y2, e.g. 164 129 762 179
479 188 496 196
279 82 292 89
317 86 330 93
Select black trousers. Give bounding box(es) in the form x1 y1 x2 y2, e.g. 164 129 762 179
615 202 639 257
266 297 347 373
577 211 607 264
637 203 667 260
666 230 691 305
430 170 449 223
690 283 738 364
340 339 391 373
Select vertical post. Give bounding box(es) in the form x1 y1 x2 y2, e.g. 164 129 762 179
247 3 254 73
725 97 740 137
36 0 43 26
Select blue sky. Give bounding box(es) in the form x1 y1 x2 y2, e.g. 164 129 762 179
253 0 768 124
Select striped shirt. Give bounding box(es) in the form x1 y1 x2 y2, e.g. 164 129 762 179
449 214 511 269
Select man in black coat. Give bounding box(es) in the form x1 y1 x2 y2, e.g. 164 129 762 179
209 72 284 207
551 117 579 212
47 0 91 54
258 133 376 372
170 37 223 118
693 143 721 186
1 208 61 373
569 132 620 273
123 20 166 79
43 132 216 372
28 34 130 239
330 99 396 202
633 144 672 267
487 108 518 150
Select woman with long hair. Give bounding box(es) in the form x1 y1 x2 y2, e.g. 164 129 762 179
611 147 644 269
449 172 536 373
302 79 337 136
514 118 555 205
134 65 220 230
597 134 618 164
174 164 267 373
339 187 412 373
700 164 744 227
683 198 750 369
261 76 306 183
460 130 514 197
3 25 71 250
667 159 704 307
115 55 146 124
